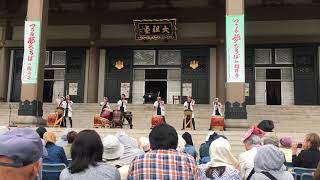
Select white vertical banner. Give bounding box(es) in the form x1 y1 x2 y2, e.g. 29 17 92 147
226 15 245 82
21 21 41 84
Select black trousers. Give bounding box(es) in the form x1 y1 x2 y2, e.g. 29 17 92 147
121 112 133 129
62 117 72 128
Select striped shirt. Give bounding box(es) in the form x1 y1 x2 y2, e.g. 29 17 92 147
198 164 242 180
128 149 199 180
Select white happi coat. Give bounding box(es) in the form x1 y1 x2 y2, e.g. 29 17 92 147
212 102 223 116
183 100 195 118
61 100 73 117
153 101 165 116
117 100 128 112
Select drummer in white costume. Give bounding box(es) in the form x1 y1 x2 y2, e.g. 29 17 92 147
182 96 196 130
212 98 223 116
153 96 166 123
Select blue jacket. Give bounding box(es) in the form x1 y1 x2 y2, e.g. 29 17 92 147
184 145 197 160
43 143 69 166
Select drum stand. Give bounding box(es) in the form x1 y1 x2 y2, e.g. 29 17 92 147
183 110 194 130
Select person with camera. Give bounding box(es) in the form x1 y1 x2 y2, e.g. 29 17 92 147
292 133 320 168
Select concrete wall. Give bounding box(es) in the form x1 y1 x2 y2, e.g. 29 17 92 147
247 20 320 36
12 25 90 40
101 22 216 39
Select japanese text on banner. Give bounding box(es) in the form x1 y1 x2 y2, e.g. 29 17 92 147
21 21 41 84
226 15 245 82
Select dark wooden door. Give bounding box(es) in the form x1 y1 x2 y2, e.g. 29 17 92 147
266 81 281 105
181 48 209 104
65 48 86 103
245 47 255 105
11 49 23 102
294 46 318 105
105 48 133 103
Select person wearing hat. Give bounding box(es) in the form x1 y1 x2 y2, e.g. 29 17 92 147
251 145 294 180
198 137 241 179
238 126 265 180
182 132 197 160
103 135 128 180
279 137 293 163
0 128 44 180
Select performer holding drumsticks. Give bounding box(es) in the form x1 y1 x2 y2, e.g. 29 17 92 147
182 96 196 130
117 94 133 129
153 96 166 123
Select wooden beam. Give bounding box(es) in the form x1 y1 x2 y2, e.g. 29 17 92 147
3 37 220 48
95 37 220 47
246 35 320 44
246 5 320 21
4 39 91 48
47 7 221 25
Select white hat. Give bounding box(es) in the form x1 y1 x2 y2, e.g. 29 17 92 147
102 135 125 160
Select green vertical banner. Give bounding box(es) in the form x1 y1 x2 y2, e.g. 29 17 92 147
21 21 41 84
226 15 245 82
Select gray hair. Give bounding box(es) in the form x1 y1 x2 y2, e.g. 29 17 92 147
243 134 261 145
262 136 279 147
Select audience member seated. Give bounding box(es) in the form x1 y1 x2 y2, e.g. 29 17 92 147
115 132 144 165
182 132 197 160
43 132 69 166
239 126 265 179
279 137 293 163
199 131 226 164
36 126 47 139
35 126 48 180
137 137 150 153
128 124 199 179
103 135 128 180
0 128 43 180
198 137 241 180
63 131 77 159
262 135 279 147
251 145 294 180
56 128 72 147
292 133 320 168
60 130 120 180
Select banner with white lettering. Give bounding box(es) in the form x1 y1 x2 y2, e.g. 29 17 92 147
21 21 41 84
226 15 245 82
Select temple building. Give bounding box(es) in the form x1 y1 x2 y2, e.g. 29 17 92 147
0 0 320 122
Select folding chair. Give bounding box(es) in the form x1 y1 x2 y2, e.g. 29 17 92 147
292 167 316 175
42 163 66 180
292 167 315 180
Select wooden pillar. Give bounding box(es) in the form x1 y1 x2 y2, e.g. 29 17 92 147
0 20 12 102
16 0 48 125
216 13 226 103
86 23 101 103
224 0 247 119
